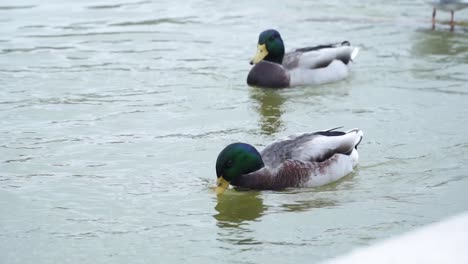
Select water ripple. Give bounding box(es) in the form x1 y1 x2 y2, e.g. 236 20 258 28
4 157 33 163
153 128 255 140
86 0 151 10
1 46 75 54
109 17 198 27
23 30 160 38
0 5 35 10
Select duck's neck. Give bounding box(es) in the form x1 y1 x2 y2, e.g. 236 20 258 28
232 168 275 190
264 53 284 65
263 38 285 65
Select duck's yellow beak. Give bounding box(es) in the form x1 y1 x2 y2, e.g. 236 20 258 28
215 176 230 196
250 44 268 65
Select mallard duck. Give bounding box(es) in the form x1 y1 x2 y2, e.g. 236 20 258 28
247 29 359 88
215 128 363 195
429 0 468 31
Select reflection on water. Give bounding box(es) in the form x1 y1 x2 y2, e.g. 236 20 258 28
435 20 468 33
281 198 337 213
410 29 468 86
214 191 265 246
214 191 265 226
250 88 286 135
275 178 351 213
412 29 468 57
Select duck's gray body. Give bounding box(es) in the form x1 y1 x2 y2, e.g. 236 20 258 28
231 128 363 190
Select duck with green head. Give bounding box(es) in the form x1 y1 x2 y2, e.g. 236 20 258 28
215 128 364 195
247 29 360 88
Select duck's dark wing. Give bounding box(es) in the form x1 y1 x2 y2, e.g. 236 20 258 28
260 128 363 169
282 41 358 70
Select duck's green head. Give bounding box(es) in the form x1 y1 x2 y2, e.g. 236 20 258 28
215 143 264 195
250 29 285 65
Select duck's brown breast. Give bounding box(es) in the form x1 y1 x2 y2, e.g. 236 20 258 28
233 160 313 190
247 61 290 88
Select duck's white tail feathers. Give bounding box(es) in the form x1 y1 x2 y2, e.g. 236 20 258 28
350 47 359 61
331 128 362 169
302 129 363 187
346 128 364 149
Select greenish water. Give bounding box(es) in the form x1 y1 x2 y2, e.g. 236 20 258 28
1 1 468 263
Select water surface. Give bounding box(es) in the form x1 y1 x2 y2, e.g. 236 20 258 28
1 1 468 263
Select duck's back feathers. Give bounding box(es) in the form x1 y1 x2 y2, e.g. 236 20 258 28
283 42 358 70
260 128 363 168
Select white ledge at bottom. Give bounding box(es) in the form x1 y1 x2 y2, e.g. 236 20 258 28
321 211 468 264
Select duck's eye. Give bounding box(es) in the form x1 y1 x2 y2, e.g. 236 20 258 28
225 160 233 168
268 36 275 41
